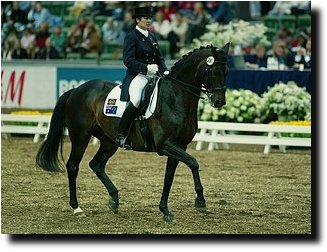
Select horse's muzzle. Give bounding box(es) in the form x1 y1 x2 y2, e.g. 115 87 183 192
213 99 226 108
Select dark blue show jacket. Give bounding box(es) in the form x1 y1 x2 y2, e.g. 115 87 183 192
120 28 168 101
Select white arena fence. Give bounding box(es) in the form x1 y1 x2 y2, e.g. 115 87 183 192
1 114 311 154
195 121 311 154
1 114 52 143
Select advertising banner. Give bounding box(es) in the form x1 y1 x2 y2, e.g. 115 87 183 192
57 67 126 99
1 66 56 109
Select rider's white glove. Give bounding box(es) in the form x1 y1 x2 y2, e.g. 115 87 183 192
147 64 159 76
164 70 169 75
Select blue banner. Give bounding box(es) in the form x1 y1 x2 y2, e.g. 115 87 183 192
56 67 126 99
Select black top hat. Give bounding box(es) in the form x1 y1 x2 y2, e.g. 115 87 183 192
133 7 153 18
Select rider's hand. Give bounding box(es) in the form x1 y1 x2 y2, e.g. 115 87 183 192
164 70 169 75
147 64 159 75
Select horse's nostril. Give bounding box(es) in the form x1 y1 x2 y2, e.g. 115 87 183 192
214 100 225 108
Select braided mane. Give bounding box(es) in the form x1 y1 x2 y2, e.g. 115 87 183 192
170 45 213 74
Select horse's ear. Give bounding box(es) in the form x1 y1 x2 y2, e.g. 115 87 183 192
222 42 231 54
211 44 219 59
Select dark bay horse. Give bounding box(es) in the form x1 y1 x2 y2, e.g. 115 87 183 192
36 43 230 222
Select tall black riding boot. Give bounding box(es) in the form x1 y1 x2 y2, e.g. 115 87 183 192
116 101 137 148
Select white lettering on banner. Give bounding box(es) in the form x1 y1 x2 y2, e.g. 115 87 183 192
58 79 87 96
1 69 26 106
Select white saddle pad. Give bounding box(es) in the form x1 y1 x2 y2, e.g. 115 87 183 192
103 79 160 119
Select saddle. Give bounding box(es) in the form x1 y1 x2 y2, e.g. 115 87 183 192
136 75 160 117
131 76 161 152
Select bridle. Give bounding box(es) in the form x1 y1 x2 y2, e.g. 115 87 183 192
201 60 227 94
162 57 227 100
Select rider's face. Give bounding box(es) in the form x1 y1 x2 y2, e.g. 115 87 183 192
136 17 151 30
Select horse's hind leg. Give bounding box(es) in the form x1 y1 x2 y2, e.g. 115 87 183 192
66 132 91 214
89 127 119 213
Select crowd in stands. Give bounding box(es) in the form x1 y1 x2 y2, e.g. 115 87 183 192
1 1 311 70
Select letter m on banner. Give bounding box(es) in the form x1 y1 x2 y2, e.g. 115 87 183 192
1 70 26 106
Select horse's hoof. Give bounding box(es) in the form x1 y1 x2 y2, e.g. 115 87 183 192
195 206 207 213
195 198 207 212
109 199 119 214
163 214 175 223
73 207 84 215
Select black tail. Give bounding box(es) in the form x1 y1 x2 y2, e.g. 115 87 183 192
36 89 74 173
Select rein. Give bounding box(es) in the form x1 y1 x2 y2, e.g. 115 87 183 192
160 59 226 100
163 74 205 99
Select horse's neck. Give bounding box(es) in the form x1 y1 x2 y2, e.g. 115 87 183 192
161 74 200 119
161 52 208 118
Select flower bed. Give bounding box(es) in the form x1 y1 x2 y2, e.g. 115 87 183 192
8 111 52 126
269 120 311 138
198 81 311 124
180 19 271 56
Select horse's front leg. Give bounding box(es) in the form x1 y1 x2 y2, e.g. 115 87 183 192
161 141 207 215
159 157 179 222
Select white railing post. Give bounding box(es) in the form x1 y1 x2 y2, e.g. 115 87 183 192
195 128 207 151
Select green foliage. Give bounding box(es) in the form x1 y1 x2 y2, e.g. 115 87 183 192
198 82 311 123
261 81 311 122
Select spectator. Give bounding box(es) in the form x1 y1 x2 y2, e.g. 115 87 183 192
101 16 120 48
27 2 51 29
37 37 60 59
77 15 88 34
118 10 135 45
290 1 311 16
82 19 101 41
270 39 294 69
65 24 83 54
158 1 177 22
6 1 28 32
2 40 14 59
291 28 310 50
293 37 311 69
177 1 195 17
245 43 268 69
185 2 209 45
21 27 36 51
276 27 293 49
152 11 172 40
249 1 261 20
268 1 293 17
27 1 62 29
18 1 31 16
20 26 37 58
35 21 50 50
3 26 19 50
12 39 29 59
208 1 233 24
68 1 93 17
80 24 102 56
169 11 189 58
50 25 66 56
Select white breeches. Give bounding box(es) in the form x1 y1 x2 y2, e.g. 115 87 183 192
129 74 150 108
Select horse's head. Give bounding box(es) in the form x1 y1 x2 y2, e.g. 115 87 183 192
195 42 230 108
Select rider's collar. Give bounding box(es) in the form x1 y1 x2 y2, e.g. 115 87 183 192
136 25 148 38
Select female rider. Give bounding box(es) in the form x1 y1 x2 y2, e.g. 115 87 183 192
116 6 169 148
